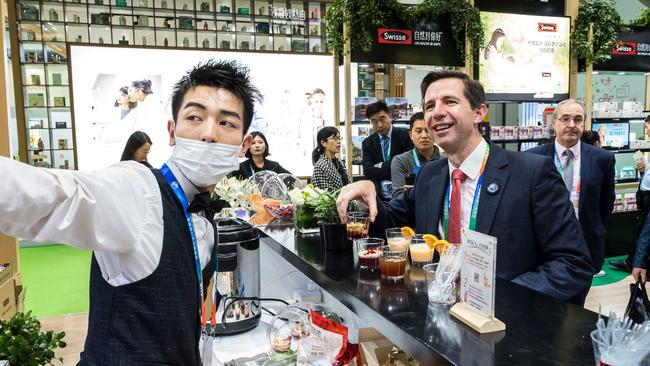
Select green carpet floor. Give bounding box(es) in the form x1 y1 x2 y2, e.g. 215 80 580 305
16 244 633 317
20 244 91 318
592 255 634 287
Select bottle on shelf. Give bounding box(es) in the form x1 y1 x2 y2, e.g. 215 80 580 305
202 38 209 48
163 37 169 47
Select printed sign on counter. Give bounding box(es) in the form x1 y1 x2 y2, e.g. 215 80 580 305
460 229 497 318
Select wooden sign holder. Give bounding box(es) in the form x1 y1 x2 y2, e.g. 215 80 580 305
450 302 505 333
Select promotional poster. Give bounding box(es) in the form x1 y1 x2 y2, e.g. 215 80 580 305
478 12 570 102
70 45 334 176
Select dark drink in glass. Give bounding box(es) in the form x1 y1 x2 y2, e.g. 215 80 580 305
378 245 408 280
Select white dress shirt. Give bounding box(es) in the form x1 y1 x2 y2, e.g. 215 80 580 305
0 156 215 286
554 140 581 218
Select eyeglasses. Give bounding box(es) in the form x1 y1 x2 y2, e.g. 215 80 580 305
557 115 585 125
327 136 342 142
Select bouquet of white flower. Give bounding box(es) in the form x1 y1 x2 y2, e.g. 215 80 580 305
212 176 260 212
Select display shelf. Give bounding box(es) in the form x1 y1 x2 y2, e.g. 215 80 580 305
616 178 639 184
611 148 650 154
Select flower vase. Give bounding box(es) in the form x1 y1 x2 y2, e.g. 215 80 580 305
294 205 319 234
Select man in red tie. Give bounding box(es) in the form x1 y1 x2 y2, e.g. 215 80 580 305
337 70 594 305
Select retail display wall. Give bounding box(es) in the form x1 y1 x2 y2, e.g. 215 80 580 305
70 44 334 176
13 0 332 170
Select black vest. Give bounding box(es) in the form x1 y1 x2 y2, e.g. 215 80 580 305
79 169 217 366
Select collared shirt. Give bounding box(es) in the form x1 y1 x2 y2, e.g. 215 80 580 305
554 140 581 218
640 168 650 192
446 138 489 232
0 156 215 286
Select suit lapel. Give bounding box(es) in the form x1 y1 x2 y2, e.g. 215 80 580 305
475 145 510 234
579 142 591 208
426 161 449 236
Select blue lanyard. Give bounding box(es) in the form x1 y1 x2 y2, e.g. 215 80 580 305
554 150 563 174
412 149 421 168
160 164 205 322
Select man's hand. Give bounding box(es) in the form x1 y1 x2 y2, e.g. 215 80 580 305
374 162 382 168
637 162 646 174
336 181 377 223
632 267 647 283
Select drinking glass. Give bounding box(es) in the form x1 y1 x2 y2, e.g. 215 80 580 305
385 228 410 253
347 212 369 239
423 263 457 306
378 245 408 280
409 234 434 266
355 237 384 269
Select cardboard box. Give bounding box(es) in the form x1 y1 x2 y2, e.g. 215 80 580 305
503 126 517 140
0 234 19 275
0 276 16 321
13 273 24 313
0 264 12 287
359 328 393 366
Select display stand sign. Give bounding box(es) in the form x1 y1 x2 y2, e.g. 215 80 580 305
450 229 505 333
595 26 650 72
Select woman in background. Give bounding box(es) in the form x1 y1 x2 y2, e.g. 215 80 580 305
233 131 290 179
311 126 349 191
120 131 152 168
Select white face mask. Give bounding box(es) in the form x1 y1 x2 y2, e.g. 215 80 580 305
169 136 240 187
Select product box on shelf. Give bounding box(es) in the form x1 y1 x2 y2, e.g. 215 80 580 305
490 126 504 141
354 97 377 121
13 273 24 313
385 97 409 120
518 126 532 139
631 140 650 149
532 126 544 139
503 126 517 140
624 195 638 212
0 264 11 287
614 193 623 213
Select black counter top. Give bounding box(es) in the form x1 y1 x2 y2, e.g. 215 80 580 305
259 224 598 366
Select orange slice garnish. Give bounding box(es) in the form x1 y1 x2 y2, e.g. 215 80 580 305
401 226 415 239
434 240 451 255
249 194 263 204
422 234 438 250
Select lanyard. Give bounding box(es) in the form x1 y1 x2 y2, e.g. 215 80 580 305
442 145 490 240
554 150 581 195
160 164 206 326
412 149 421 168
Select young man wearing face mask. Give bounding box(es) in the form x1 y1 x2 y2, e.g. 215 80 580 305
0 60 260 365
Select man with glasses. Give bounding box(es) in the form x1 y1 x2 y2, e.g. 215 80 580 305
528 99 615 282
361 101 413 200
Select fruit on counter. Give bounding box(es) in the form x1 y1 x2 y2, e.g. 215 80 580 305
400 226 415 239
264 202 294 218
271 336 291 352
422 234 438 249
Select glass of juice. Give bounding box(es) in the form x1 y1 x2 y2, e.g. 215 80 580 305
378 245 408 280
409 235 434 266
356 237 384 269
347 212 369 239
385 228 410 253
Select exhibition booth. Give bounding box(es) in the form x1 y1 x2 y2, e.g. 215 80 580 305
2 0 650 365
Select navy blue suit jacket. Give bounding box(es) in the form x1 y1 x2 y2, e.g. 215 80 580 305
370 143 594 302
361 127 413 182
527 142 616 272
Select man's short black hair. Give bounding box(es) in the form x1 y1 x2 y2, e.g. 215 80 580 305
420 70 485 109
409 112 425 130
645 115 650 123
366 101 390 120
171 60 262 134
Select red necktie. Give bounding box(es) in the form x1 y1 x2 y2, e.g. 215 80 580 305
448 168 467 244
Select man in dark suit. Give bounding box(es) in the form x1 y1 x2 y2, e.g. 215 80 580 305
337 71 594 304
527 100 615 277
361 101 413 200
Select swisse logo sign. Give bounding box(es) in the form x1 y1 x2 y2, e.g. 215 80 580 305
612 42 637 55
378 28 412 45
538 23 557 32
542 72 552 77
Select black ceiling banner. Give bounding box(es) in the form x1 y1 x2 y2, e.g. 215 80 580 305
351 15 463 67
595 26 650 72
474 0 565 16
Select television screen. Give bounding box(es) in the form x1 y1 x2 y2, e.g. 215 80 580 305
592 121 630 149
478 11 570 102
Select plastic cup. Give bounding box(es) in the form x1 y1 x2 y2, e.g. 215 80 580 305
347 212 369 239
590 329 649 366
385 228 410 253
423 263 457 305
410 234 434 266
355 237 384 269
378 245 408 280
